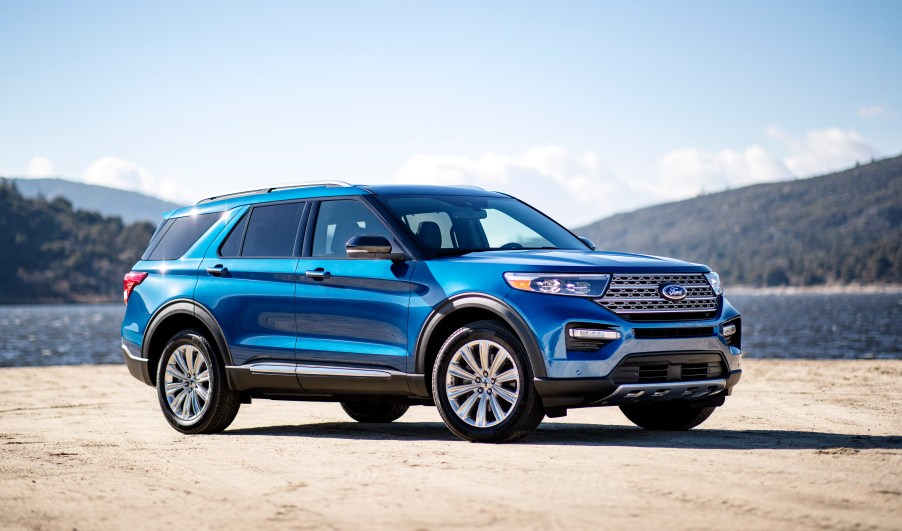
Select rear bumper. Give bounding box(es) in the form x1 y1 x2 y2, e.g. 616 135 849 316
121 342 153 386
535 368 742 408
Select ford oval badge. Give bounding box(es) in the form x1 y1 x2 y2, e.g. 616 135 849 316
660 284 688 301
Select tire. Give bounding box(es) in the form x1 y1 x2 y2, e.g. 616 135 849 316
340 401 410 423
432 320 545 443
156 329 241 434
619 401 717 431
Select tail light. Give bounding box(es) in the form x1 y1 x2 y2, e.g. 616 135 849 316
124 271 148 304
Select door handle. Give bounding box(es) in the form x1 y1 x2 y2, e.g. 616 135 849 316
305 268 331 280
206 265 228 277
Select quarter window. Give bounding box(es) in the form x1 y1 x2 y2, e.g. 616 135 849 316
143 212 220 261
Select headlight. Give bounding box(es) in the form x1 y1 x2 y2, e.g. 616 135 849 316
705 272 724 295
504 272 610 297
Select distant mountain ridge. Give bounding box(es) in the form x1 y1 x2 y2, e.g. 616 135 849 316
11 177 179 224
576 154 902 287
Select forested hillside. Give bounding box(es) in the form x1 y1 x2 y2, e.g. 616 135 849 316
0 180 155 303
577 155 902 287
12 178 178 224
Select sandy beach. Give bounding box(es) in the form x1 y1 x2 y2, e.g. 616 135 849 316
1 359 900 530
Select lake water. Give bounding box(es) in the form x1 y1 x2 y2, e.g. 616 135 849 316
1 293 900 367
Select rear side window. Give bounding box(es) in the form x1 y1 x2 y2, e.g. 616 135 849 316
240 202 305 257
143 212 220 261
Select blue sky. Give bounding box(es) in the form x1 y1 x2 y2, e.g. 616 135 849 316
1 1 900 225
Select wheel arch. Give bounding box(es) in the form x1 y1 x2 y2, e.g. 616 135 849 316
142 299 233 385
414 294 547 393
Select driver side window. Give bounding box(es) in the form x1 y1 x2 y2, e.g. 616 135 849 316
312 200 395 257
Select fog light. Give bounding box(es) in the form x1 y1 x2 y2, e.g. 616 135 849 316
569 328 622 341
722 323 737 337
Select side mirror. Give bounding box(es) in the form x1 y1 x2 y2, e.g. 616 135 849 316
579 236 596 250
346 235 407 260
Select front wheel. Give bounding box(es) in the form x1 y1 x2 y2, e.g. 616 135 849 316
620 401 717 431
156 330 241 434
432 320 544 443
340 401 409 423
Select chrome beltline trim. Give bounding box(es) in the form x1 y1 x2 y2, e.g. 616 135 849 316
296 366 392 378
238 363 394 379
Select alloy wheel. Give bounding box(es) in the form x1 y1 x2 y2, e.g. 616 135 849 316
444 339 521 428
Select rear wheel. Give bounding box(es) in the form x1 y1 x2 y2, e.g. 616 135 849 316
340 401 409 423
620 401 717 430
432 320 544 443
156 330 241 434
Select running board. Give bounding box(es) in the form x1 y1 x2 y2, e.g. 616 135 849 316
593 379 727 405
226 362 414 396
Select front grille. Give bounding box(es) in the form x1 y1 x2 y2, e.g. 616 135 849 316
611 353 726 384
596 273 719 321
633 327 714 339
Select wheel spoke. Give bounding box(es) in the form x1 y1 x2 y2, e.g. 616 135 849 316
475 394 488 427
447 364 477 381
489 347 509 376
493 385 519 405
166 365 187 380
181 390 193 418
477 340 491 374
192 350 204 374
459 346 482 376
195 385 209 402
495 368 518 384
170 389 187 413
195 369 210 383
447 383 478 399
191 390 202 416
455 391 479 419
174 349 190 376
165 382 184 395
489 394 506 422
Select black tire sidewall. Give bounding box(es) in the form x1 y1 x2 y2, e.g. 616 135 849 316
433 322 536 442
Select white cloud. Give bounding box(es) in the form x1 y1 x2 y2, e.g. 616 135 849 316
767 126 876 176
659 126 877 200
659 145 789 194
82 156 186 203
26 156 56 178
393 146 629 226
858 105 888 118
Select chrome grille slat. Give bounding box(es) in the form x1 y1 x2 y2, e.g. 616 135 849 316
596 273 719 320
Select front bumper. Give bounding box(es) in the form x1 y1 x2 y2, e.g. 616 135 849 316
535 368 742 408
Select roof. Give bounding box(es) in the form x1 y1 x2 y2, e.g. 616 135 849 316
164 182 503 218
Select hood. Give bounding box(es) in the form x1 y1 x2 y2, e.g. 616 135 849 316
435 249 709 273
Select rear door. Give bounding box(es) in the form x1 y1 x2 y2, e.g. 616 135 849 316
293 198 414 371
195 201 307 366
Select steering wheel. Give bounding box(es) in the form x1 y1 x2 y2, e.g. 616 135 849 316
499 242 524 250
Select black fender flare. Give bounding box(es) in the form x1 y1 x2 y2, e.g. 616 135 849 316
413 293 547 378
142 298 234 365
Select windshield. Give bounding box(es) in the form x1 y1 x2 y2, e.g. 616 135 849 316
377 195 588 257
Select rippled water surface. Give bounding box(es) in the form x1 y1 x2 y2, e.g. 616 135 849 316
1 294 900 367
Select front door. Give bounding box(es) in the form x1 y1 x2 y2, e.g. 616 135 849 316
294 198 413 371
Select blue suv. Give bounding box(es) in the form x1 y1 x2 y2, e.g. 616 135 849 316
121 182 741 442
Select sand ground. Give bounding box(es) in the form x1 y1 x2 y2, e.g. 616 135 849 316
1 359 900 530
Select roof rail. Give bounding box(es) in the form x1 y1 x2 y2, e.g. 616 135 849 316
196 180 352 204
